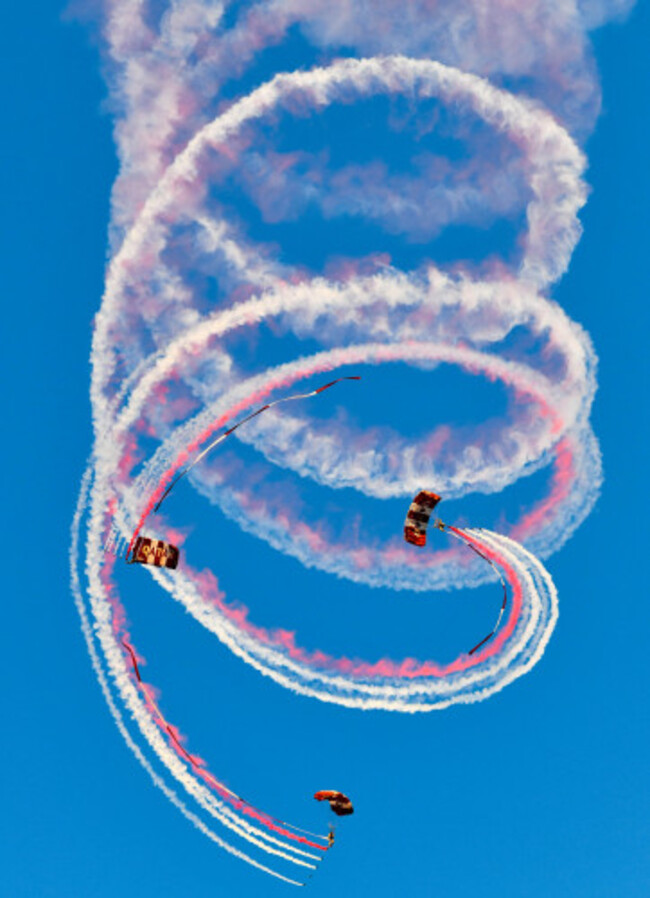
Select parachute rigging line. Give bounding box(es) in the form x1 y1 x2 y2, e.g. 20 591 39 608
403 491 509 655
446 525 509 654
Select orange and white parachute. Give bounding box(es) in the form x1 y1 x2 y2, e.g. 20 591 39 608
314 790 354 817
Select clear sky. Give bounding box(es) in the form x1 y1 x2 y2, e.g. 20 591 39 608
2 2 650 897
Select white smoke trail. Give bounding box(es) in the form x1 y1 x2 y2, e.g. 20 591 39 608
72 0 630 878
89 488 559 713
71 468 315 884
92 0 630 232
91 54 590 410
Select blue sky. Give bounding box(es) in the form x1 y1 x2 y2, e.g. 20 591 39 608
2 3 650 896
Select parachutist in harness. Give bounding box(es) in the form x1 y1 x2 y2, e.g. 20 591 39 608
404 492 509 654
328 827 335 848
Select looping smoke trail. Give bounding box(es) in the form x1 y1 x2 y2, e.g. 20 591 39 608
72 0 628 878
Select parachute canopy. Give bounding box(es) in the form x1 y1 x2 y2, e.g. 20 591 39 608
314 790 354 816
404 490 442 546
128 536 179 569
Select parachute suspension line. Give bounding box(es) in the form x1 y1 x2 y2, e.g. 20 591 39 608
153 376 361 513
445 524 509 655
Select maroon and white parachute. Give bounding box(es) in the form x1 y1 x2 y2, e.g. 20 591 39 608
124 376 361 568
403 490 442 546
404 491 507 655
128 536 179 569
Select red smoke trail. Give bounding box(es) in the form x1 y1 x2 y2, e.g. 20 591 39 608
126 373 360 557
186 529 523 679
511 438 575 540
127 341 570 576
108 592 327 851
99 507 326 849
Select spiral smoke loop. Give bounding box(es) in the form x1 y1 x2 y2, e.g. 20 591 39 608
71 0 628 880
